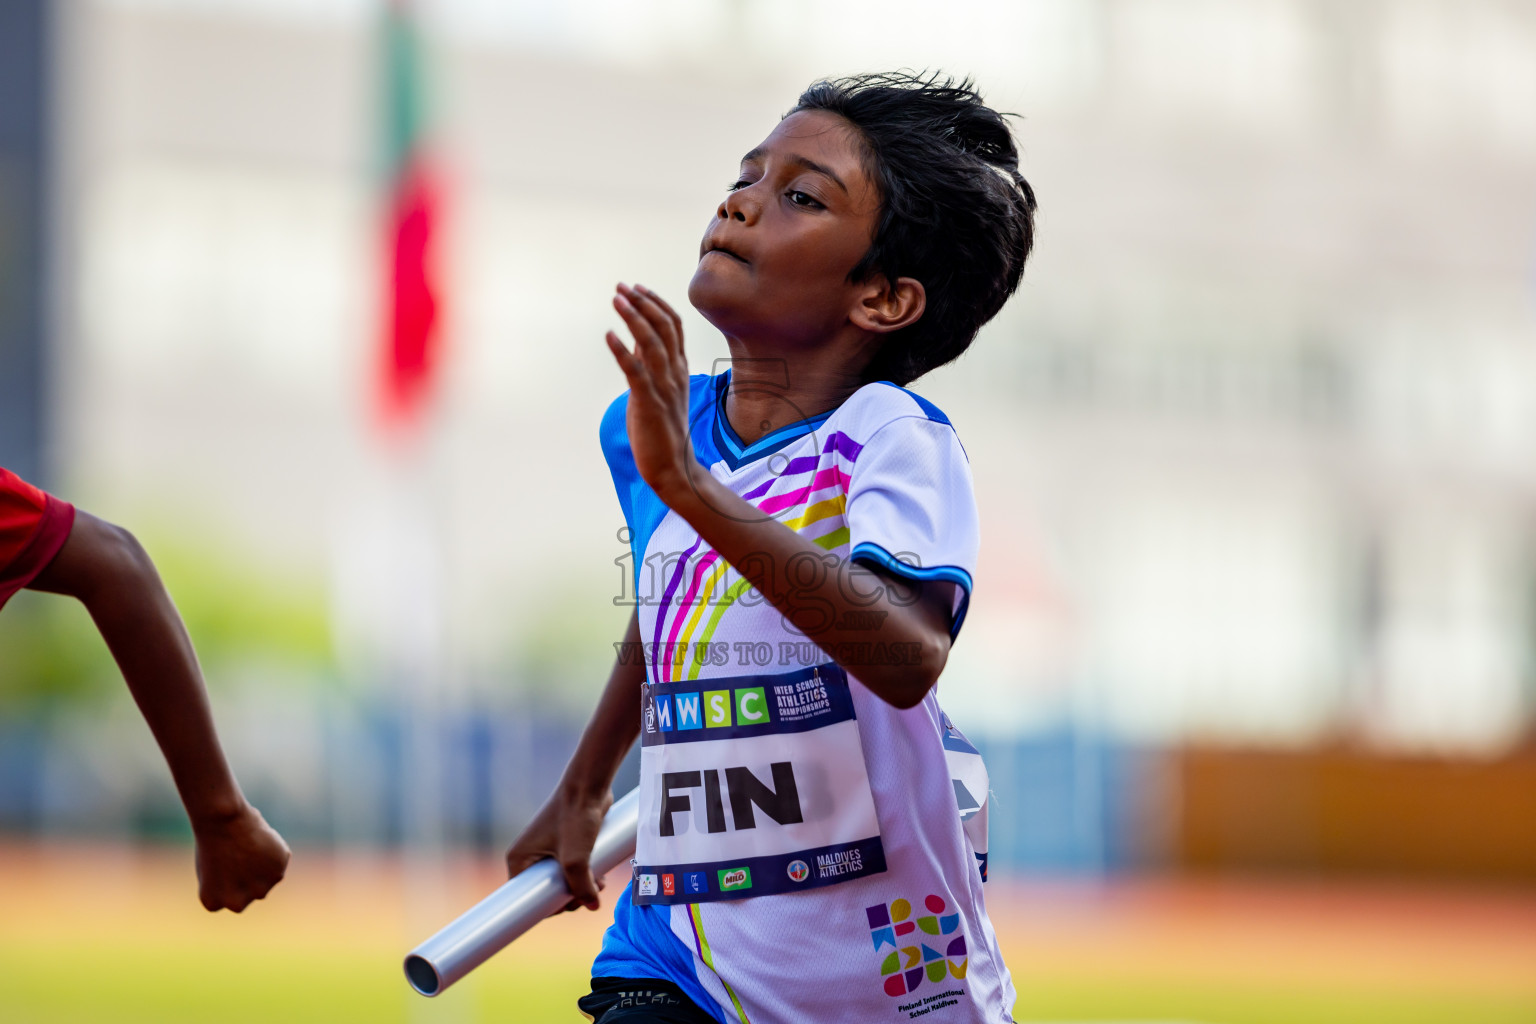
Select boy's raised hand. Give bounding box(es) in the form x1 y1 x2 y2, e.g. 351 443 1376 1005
605 283 697 501
600 283 959 710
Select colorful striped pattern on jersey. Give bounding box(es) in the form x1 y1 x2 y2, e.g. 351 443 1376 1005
690 903 750 1024
652 432 863 684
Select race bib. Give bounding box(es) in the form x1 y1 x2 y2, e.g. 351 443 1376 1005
632 663 887 905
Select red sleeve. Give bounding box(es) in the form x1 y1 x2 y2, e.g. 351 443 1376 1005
0 468 77 611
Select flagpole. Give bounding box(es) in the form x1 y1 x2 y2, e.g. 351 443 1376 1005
374 3 459 1018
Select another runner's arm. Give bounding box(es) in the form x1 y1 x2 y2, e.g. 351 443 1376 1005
607 285 956 710
505 608 645 911
27 510 290 912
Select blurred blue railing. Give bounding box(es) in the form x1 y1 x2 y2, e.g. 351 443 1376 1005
0 704 1157 876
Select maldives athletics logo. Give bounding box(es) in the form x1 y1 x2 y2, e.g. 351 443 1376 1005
786 860 810 883
865 894 967 998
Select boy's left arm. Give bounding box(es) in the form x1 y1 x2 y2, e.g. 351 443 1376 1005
28 510 290 912
607 284 957 710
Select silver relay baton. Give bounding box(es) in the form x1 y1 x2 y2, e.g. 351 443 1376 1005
404 788 641 996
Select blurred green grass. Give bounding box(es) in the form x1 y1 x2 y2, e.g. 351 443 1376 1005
0 524 333 709
2 939 1533 1024
3 846 1533 1024
1014 980 1536 1024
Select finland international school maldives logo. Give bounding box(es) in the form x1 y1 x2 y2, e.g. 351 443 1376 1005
866 895 967 997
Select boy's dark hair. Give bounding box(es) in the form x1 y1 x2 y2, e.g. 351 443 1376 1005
791 72 1037 386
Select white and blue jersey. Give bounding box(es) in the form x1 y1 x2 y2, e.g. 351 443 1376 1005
593 372 1012 1024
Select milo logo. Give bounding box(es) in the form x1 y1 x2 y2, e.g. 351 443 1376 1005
718 867 753 892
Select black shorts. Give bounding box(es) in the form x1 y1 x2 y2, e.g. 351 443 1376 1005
579 976 719 1024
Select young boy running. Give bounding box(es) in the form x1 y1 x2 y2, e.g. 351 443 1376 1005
1 467 290 912
505 73 1036 1023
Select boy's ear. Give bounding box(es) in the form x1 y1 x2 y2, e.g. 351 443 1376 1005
852 275 926 334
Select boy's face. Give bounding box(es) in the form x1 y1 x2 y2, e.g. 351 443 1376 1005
688 110 882 350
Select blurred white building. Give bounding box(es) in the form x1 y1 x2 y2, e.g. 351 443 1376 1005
52 0 1536 755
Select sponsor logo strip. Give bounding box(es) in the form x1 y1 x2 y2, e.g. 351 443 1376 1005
631 836 886 906
641 664 854 746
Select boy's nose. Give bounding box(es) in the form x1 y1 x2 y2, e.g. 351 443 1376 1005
720 187 757 224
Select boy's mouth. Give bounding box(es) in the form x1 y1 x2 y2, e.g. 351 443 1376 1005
702 243 750 265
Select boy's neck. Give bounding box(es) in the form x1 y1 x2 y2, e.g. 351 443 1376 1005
722 345 870 445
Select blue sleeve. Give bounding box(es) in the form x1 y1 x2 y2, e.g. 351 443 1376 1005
601 376 727 601
600 390 639 535
600 390 655 601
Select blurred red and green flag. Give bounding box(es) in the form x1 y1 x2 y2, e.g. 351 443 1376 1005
379 0 441 430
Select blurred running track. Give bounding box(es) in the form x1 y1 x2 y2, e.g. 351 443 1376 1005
1 841 1533 1023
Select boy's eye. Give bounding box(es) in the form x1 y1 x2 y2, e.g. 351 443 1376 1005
786 190 822 208
727 179 752 192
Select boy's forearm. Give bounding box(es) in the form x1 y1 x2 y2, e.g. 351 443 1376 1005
560 610 645 801
30 514 247 825
92 572 247 824
657 465 952 708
